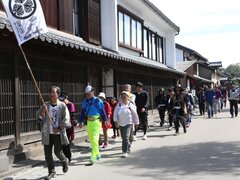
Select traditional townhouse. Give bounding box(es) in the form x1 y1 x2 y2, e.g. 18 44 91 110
0 0 182 166
176 44 222 90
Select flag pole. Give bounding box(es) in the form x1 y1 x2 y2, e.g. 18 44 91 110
19 45 53 125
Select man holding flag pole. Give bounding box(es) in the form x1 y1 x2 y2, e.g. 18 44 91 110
1 0 69 179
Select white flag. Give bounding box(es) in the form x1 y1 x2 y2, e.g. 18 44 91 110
2 0 48 45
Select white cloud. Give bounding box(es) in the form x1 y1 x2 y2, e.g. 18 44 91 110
149 0 240 67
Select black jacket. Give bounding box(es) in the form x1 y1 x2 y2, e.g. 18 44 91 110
154 94 167 108
134 91 149 114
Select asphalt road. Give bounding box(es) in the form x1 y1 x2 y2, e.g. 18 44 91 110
6 106 240 180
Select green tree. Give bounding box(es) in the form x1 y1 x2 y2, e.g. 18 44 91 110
226 63 240 77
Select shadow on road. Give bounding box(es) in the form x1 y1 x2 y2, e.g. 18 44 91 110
104 141 240 178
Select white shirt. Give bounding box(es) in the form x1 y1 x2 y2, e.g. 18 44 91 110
114 102 139 127
49 104 60 134
229 89 239 100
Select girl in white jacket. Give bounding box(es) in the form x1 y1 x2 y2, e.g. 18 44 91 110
114 91 139 158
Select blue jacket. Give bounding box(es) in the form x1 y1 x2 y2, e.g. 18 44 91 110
79 97 108 123
205 90 216 104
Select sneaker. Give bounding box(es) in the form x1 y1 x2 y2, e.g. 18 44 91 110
96 155 101 161
122 153 128 158
62 160 69 173
168 126 173 131
184 129 187 133
89 158 96 164
102 143 108 148
112 135 116 139
175 132 180 136
45 172 56 180
133 135 137 141
143 135 147 140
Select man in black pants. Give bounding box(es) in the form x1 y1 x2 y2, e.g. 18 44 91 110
155 88 167 127
197 87 206 116
134 82 149 140
228 83 239 118
171 84 187 135
38 86 70 180
166 88 174 131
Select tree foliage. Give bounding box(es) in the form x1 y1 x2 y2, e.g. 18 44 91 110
226 63 240 77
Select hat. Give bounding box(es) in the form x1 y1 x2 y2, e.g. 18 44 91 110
136 82 143 87
159 88 164 92
59 91 68 101
98 92 106 99
84 85 94 93
121 91 130 97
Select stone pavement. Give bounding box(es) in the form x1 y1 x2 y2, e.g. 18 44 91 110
3 106 240 180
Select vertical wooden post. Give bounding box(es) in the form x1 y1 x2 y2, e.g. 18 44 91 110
14 53 21 147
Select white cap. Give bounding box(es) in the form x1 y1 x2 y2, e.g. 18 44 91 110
85 85 94 93
98 92 106 99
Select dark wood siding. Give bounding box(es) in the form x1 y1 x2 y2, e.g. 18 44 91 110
40 0 59 29
0 1 4 11
88 0 101 44
0 52 15 137
59 0 73 34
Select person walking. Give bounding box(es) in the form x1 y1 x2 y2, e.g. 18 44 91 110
183 89 195 127
205 86 216 118
59 92 76 163
79 85 108 164
166 88 174 131
214 86 222 114
37 86 70 180
114 91 139 158
155 88 167 127
221 86 228 109
197 87 206 116
109 97 120 139
170 84 187 135
123 84 137 143
228 83 239 118
134 82 149 140
98 92 112 148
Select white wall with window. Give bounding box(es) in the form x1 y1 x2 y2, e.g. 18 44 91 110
101 0 179 69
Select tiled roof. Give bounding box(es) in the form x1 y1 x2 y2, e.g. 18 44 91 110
0 13 184 75
176 61 197 72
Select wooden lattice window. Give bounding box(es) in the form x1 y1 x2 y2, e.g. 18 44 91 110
74 0 101 45
88 0 101 44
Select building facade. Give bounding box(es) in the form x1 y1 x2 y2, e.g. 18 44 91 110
0 0 182 162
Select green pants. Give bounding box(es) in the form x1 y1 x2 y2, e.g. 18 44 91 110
86 119 102 160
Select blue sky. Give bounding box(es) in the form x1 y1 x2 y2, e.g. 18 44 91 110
149 0 240 68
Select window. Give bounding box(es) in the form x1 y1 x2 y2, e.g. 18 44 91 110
74 0 101 45
144 27 165 63
119 12 124 43
118 7 143 51
131 20 137 48
144 29 148 57
137 22 142 49
124 14 131 46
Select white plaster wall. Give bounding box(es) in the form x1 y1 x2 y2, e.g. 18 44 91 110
165 32 176 68
101 0 118 51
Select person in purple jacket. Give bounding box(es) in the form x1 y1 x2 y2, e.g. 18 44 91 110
214 86 222 114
